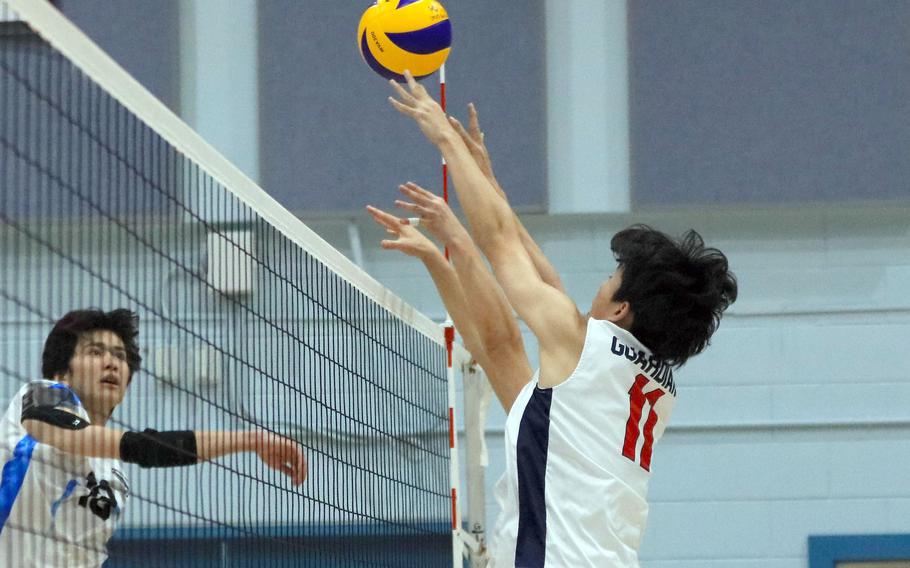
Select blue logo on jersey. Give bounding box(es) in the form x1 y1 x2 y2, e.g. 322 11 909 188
50 479 79 519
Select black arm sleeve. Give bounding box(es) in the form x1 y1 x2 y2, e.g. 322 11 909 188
21 382 88 430
120 429 198 468
21 406 89 430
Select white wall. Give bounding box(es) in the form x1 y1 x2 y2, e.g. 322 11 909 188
305 202 910 566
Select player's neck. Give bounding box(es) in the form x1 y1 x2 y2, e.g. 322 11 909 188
86 405 111 426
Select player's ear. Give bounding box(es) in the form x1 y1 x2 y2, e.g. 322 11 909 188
605 301 634 329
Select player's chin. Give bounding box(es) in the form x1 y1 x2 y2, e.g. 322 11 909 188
98 384 126 405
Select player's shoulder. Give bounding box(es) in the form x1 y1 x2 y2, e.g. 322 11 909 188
3 380 57 410
22 379 80 400
588 318 649 354
20 379 87 421
0 381 57 439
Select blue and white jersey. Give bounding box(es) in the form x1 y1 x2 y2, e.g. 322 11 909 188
489 319 677 567
0 380 129 568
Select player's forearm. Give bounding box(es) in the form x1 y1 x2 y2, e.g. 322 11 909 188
195 430 258 461
516 220 564 292
436 131 519 251
23 421 124 459
23 419 211 467
486 177 564 291
421 251 482 354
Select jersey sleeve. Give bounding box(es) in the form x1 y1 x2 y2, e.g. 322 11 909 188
20 381 90 430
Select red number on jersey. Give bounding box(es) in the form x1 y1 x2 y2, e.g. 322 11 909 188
622 374 665 471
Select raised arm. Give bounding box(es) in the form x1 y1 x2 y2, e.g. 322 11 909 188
389 72 586 386
448 104 564 293
366 204 483 355
367 200 531 410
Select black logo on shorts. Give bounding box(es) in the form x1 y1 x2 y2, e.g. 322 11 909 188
78 472 117 521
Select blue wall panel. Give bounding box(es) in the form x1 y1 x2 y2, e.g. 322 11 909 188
59 0 180 113
258 0 547 214
629 0 910 207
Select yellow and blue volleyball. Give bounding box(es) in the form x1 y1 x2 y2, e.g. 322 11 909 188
357 0 452 82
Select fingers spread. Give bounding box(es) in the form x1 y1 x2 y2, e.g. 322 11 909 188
389 79 415 104
388 97 415 116
448 116 482 153
404 69 422 94
448 115 465 135
399 185 434 207
449 116 471 142
366 205 399 230
395 199 430 217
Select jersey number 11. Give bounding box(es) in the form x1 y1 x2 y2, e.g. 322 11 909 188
622 374 665 472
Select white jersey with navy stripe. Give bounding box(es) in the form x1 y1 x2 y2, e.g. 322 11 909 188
489 319 677 567
0 380 129 568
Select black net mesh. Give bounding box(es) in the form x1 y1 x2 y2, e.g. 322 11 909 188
1 10 452 567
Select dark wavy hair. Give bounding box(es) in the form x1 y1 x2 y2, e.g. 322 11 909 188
611 225 737 368
42 309 142 379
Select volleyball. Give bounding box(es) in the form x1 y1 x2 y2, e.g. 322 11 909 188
357 0 452 81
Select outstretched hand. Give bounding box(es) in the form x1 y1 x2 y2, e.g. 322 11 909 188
366 203 440 261
388 70 453 146
393 182 468 246
254 431 307 486
447 103 502 195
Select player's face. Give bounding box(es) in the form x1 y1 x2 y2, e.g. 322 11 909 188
61 330 131 416
589 268 632 326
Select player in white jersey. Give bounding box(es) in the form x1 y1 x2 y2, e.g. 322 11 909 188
386 72 738 566
0 309 307 567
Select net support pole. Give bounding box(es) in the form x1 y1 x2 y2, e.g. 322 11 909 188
463 362 490 564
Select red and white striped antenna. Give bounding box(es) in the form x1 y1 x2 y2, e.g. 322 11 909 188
438 62 462 568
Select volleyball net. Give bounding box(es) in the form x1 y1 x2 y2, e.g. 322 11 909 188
0 1 488 566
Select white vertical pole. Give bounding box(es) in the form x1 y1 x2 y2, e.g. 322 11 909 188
179 0 259 182
463 363 490 566
546 0 630 214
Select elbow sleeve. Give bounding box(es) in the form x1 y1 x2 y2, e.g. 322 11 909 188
120 429 198 468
